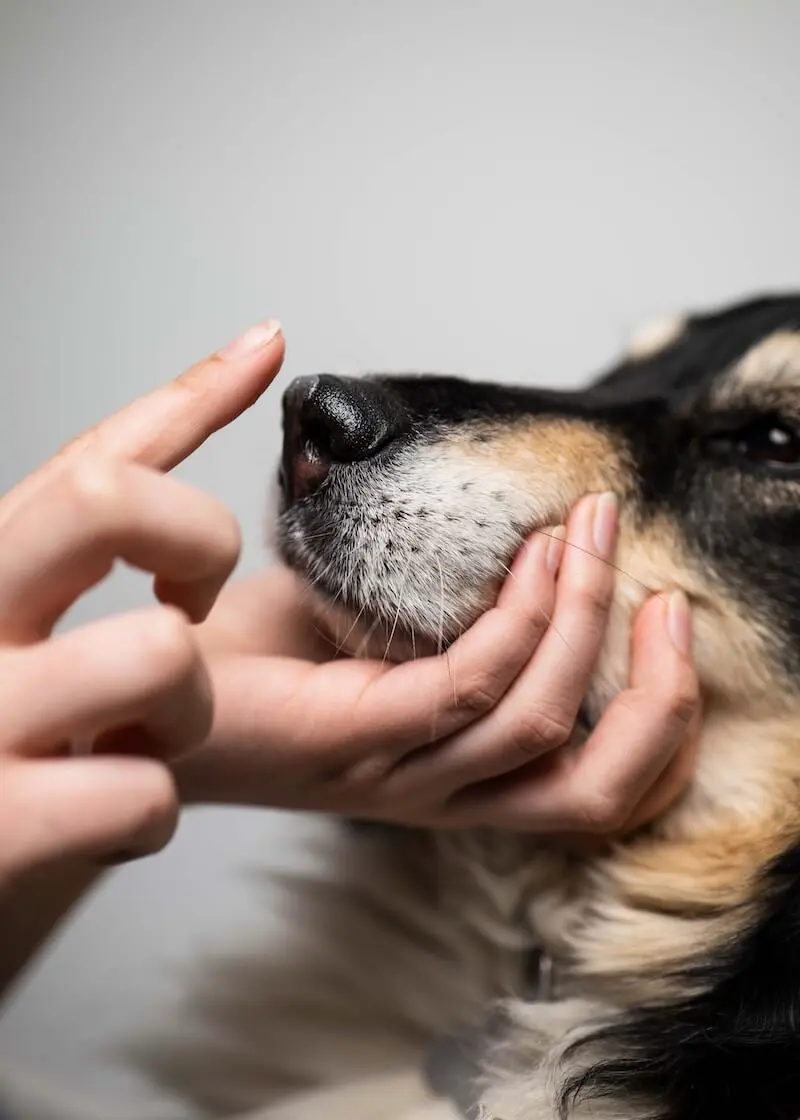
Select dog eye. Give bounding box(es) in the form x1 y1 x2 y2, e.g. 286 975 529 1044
706 417 800 467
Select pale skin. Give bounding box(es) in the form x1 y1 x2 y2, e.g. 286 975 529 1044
0 321 699 997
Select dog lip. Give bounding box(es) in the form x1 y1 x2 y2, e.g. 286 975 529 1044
289 449 331 501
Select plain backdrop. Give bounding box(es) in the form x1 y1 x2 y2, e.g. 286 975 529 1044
1 0 799 1113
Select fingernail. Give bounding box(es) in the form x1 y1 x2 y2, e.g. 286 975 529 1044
545 526 566 573
592 492 618 556
218 320 281 360
667 590 693 656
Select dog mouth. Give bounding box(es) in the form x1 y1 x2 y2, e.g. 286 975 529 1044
277 500 600 734
276 461 530 662
272 372 593 662
275 448 536 662
274 374 554 661
299 582 447 662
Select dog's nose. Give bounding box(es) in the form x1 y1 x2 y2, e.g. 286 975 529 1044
281 375 404 502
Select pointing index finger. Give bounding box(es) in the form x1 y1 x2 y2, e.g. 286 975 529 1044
62 321 284 471
1 321 284 524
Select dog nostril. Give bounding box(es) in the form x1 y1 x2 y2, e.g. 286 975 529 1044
300 413 338 461
281 375 405 503
298 375 399 462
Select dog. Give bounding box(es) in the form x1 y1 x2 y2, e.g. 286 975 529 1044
125 293 800 1120
263 293 800 1120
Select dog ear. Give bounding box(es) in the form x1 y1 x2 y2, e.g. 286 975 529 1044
587 293 800 404
586 309 700 403
586 310 688 401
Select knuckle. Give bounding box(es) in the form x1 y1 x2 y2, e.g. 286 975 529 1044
173 661 214 749
663 672 700 730
140 607 199 687
63 455 123 527
576 582 614 620
131 769 179 852
343 754 393 792
520 603 551 643
575 788 629 834
569 569 615 618
666 740 698 797
509 707 572 754
455 672 506 717
215 506 243 573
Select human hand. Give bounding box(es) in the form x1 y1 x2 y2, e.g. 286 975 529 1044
0 322 285 886
183 491 700 835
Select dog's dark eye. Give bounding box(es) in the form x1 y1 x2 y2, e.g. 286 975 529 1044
705 417 800 468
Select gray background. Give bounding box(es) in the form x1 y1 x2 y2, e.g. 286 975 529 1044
1 0 799 1112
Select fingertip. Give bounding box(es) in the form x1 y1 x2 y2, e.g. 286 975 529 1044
629 594 679 682
498 526 563 608
217 320 283 362
566 492 595 532
630 595 700 723
154 576 218 625
631 590 667 641
666 589 693 658
543 526 567 575
2 757 180 876
90 756 180 857
175 322 286 421
633 590 694 663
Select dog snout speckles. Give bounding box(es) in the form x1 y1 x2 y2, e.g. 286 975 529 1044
278 442 534 648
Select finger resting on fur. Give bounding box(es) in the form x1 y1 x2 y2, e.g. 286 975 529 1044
488 488 619 746
445 602 698 831
548 675 698 835
401 503 618 793
365 529 561 752
621 710 701 831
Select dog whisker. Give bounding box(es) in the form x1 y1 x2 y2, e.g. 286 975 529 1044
383 560 413 666
334 600 368 657
354 615 382 660
532 528 659 598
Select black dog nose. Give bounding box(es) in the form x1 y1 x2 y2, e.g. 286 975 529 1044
281 374 405 502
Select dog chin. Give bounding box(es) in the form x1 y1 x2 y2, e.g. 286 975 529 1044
304 585 464 663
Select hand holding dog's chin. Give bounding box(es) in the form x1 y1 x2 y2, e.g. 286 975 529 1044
183 499 700 837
